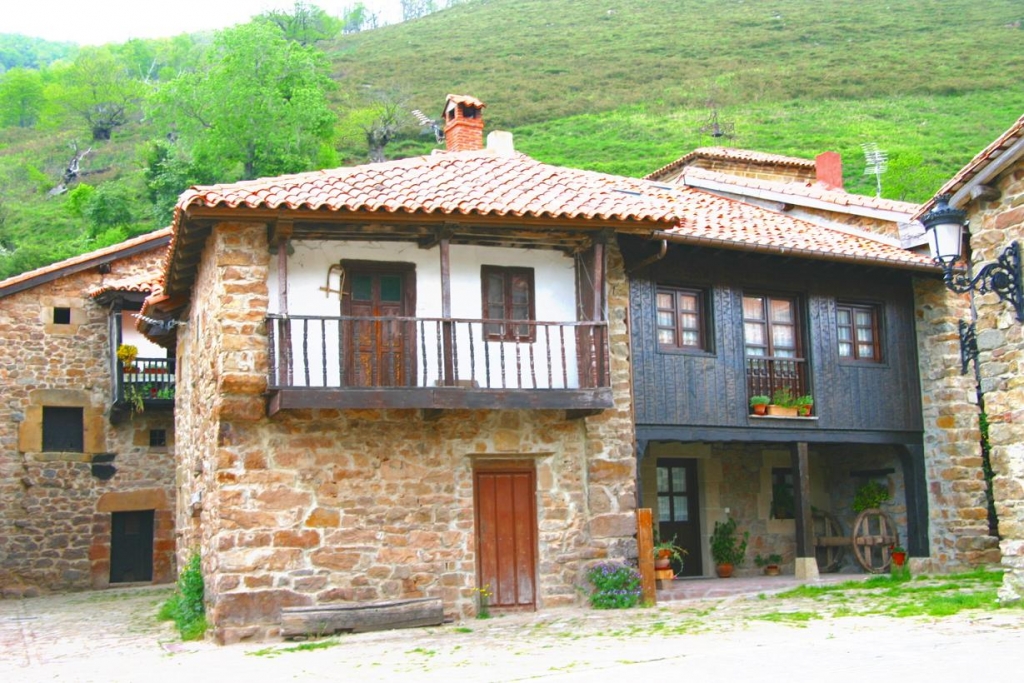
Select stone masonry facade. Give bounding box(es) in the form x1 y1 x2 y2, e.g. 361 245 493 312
965 163 1024 602
175 222 637 643
0 247 176 596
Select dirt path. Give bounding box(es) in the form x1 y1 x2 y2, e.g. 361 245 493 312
2 585 1022 682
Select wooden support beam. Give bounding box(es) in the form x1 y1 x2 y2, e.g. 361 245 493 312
791 441 814 558
637 508 656 606
440 236 455 386
277 238 292 386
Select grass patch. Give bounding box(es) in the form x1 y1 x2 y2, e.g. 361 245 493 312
248 639 342 658
753 611 820 625
156 553 207 641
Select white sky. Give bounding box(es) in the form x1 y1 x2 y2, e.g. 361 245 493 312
3 1 404 46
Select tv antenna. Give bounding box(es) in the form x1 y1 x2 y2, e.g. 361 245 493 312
698 100 735 143
862 143 888 197
411 109 444 144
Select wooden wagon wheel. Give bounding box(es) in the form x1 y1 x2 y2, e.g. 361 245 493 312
851 508 899 573
812 510 845 573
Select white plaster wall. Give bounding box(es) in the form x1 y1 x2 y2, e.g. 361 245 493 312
267 241 582 388
121 311 167 360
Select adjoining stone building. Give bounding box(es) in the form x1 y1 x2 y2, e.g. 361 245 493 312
913 112 1024 601
0 229 177 596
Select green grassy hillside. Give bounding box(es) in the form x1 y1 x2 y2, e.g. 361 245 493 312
1 0 1023 279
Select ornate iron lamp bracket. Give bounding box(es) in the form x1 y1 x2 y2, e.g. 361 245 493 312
944 241 1024 322
958 319 978 376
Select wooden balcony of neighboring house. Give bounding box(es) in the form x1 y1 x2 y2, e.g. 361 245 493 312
110 357 176 423
265 314 613 416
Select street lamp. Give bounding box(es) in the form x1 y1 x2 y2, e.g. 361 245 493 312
920 194 1024 322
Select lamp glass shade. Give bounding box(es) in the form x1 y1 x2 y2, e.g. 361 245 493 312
927 220 964 265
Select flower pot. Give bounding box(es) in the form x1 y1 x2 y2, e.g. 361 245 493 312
654 557 671 570
752 404 768 416
891 551 907 567
767 405 798 417
764 565 781 576
797 405 812 417
715 562 734 578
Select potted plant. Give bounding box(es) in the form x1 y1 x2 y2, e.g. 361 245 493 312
889 544 907 567
749 395 770 416
852 481 891 513
767 387 798 417
795 394 814 417
652 535 687 571
754 553 783 576
710 517 749 578
117 344 139 373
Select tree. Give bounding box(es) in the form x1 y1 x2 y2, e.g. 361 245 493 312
47 47 147 141
341 3 380 33
256 2 343 45
152 22 337 181
400 0 438 21
0 67 45 128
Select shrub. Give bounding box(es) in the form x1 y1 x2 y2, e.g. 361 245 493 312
585 562 642 609
158 552 207 640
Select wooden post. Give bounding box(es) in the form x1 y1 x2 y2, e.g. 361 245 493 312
637 508 656 605
278 237 292 385
439 236 454 386
791 441 819 579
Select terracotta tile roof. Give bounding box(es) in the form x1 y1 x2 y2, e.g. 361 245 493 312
446 94 485 109
0 227 173 299
681 166 920 215
913 112 1024 220
159 149 936 308
655 187 933 268
175 151 683 222
644 146 817 181
88 274 163 299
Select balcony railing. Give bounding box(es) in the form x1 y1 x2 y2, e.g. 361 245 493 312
265 315 612 412
117 356 176 404
746 355 807 401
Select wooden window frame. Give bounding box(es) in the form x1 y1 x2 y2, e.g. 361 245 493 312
656 285 710 353
742 293 802 359
836 302 882 363
481 266 536 343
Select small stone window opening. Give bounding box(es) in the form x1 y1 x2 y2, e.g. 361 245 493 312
771 468 795 520
149 429 167 448
53 307 71 325
42 406 84 452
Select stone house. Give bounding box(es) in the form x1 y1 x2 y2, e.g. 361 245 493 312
136 94 965 641
912 112 1024 602
0 229 177 596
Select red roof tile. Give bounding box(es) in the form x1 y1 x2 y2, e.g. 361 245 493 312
681 166 920 215
160 149 935 305
89 275 163 299
0 228 172 299
644 146 817 181
913 112 1024 220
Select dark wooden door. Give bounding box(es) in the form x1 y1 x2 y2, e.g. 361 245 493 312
110 510 154 583
656 458 701 576
474 465 537 610
342 263 415 387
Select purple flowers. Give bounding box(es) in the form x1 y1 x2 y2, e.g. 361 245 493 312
585 562 642 609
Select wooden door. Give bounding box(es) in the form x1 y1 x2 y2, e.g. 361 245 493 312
656 459 702 576
342 262 415 387
110 510 154 583
474 464 537 610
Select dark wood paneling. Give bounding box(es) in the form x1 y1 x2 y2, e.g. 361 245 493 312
268 387 613 415
626 242 924 437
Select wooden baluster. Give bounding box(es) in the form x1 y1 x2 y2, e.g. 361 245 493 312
467 322 476 386
559 325 567 389
484 329 491 389
420 320 427 387
545 325 553 389
267 318 277 387
302 319 310 387
529 323 537 388
321 318 327 387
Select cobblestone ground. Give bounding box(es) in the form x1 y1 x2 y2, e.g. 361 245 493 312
2 584 1022 682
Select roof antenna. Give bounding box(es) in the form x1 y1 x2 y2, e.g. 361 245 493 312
861 143 888 197
698 98 735 145
411 109 444 144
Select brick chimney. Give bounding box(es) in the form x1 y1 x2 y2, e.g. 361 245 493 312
815 151 843 190
443 94 485 152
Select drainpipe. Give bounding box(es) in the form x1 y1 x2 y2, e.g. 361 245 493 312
627 239 668 275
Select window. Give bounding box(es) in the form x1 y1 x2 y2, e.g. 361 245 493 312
149 429 167 448
656 286 709 352
770 468 795 519
53 307 71 325
481 266 535 342
837 303 881 362
42 407 84 452
743 295 799 358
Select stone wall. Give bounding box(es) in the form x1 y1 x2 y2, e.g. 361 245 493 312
964 164 1024 601
912 272 1000 572
0 248 176 595
176 223 637 643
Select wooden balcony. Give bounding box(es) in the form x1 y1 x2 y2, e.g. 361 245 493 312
265 314 613 414
111 357 176 423
746 356 808 402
